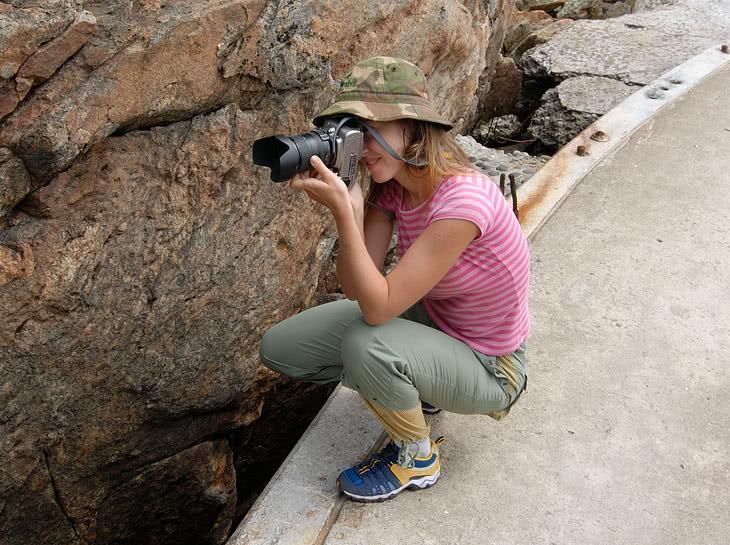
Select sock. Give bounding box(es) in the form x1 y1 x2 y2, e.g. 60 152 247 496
396 436 431 467
415 436 432 457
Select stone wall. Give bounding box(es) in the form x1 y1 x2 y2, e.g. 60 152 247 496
0 1 512 544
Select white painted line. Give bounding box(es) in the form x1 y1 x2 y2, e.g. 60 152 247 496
226 43 730 545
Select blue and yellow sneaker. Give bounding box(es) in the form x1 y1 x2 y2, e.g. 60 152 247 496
336 437 445 502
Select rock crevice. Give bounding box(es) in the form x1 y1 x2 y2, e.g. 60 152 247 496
42 449 82 543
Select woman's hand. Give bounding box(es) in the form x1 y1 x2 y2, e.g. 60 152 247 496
347 175 365 220
291 156 363 219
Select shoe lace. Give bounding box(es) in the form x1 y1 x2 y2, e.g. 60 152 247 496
356 441 399 476
356 437 446 476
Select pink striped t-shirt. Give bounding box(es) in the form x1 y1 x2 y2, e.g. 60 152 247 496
373 171 530 355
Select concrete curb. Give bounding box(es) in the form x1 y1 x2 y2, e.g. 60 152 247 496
227 387 385 545
226 44 730 545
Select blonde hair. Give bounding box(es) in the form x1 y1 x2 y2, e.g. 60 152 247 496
364 121 474 206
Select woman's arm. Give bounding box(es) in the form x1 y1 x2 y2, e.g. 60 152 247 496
337 205 393 300
334 207 477 325
291 156 476 325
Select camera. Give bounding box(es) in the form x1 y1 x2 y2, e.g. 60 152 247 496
252 117 363 187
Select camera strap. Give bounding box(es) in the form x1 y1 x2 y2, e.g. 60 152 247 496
335 116 428 168
363 124 428 167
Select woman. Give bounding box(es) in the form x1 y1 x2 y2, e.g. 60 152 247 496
259 56 530 502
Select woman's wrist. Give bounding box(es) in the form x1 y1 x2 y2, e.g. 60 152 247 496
333 199 356 226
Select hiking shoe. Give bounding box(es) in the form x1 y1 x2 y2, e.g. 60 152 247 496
336 437 444 502
421 400 442 415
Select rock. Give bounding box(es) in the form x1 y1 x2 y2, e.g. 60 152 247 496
0 1 512 543
16 10 96 86
478 56 523 119
0 0 499 188
504 8 556 54
0 450 79 545
1 2 262 182
508 18 575 62
471 115 522 145
456 134 550 190
474 3 516 133
528 75 635 148
633 0 678 11
520 1 730 85
0 1 77 80
556 0 602 18
1 105 283 545
602 1 631 18
515 0 568 12
0 242 34 286
0 80 21 121
14 76 33 100
93 440 236 545
0 147 31 217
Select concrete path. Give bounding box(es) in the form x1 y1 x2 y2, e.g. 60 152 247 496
321 63 730 545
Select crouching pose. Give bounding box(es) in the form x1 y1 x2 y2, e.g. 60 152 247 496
259 56 530 502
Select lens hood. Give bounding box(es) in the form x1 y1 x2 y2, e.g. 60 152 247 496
252 136 303 182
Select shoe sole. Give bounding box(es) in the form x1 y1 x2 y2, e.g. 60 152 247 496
422 407 441 415
340 470 441 503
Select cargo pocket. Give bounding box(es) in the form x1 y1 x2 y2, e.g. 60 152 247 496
481 344 527 421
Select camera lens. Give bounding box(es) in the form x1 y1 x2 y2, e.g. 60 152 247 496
252 129 333 182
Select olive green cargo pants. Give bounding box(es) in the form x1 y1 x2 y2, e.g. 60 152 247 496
259 299 527 441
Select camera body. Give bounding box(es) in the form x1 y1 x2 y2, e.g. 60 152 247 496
252 117 364 187
327 120 363 186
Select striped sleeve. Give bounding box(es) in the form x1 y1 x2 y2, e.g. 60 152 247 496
429 175 495 240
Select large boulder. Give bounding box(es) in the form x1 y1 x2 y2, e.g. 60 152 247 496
478 56 524 119
556 0 601 19
514 0 730 149
0 0 502 195
1 103 313 545
520 0 730 85
504 10 575 62
0 1 513 544
504 7 556 53
528 75 635 148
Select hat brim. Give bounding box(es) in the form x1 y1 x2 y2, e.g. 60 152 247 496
313 100 453 130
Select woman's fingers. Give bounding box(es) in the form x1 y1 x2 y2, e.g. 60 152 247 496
290 173 306 190
292 176 323 190
292 157 337 184
289 157 349 212
309 156 338 183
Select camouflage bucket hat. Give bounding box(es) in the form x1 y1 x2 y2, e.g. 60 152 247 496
313 56 453 130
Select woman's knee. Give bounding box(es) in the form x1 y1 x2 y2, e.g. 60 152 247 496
259 321 289 375
341 319 398 393
341 318 376 367
259 303 355 383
